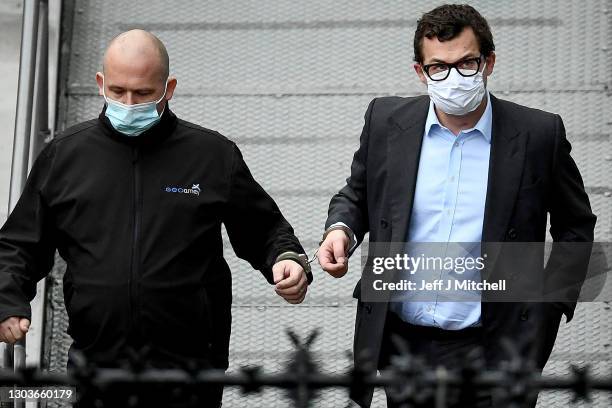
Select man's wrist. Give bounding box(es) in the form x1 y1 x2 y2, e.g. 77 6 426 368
275 251 313 284
320 225 353 248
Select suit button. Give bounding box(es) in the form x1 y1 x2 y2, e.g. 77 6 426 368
507 228 517 240
380 219 389 229
520 310 529 321
365 305 372 314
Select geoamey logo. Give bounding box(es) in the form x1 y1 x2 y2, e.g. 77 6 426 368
165 183 201 196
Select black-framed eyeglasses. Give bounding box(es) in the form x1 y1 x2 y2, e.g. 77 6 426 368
422 55 484 81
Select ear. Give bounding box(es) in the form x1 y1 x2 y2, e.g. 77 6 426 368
164 76 178 101
484 52 496 77
414 63 428 86
95 72 104 96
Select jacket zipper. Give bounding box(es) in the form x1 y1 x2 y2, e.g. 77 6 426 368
129 147 141 338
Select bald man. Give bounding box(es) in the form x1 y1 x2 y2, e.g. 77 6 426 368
0 30 311 407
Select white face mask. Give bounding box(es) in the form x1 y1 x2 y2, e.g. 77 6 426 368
426 62 487 116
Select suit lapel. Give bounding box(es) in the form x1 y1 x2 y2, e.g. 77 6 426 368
388 97 429 242
386 95 526 244
482 94 527 242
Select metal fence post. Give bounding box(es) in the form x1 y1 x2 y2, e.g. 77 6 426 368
7 3 43 408
10 1 40 213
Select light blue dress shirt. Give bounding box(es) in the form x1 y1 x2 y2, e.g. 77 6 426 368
390 92 492 330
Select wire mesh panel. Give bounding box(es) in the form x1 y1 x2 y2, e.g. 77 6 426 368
45 1 612 407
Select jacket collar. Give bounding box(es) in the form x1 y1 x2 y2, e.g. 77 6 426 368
482 93 525 242
97 102 178 147
387 95 429 242
387 93 525 243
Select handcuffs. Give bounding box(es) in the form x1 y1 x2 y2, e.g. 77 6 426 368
275 225 353 285
275 251 313 284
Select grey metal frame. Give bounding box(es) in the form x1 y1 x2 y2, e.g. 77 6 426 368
3 3 60 408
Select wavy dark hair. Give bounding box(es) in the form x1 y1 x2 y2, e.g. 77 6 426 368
414 4 495 63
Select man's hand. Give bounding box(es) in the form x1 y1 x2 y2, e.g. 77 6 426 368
0 317 30 344
318 229 350 278
273 260 308 304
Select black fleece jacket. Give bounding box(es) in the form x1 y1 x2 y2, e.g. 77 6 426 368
0 105 304 368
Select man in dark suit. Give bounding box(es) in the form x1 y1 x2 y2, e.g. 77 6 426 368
318 4 596 408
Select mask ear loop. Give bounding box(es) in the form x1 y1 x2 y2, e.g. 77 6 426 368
479 61 487 77
101 75 110 103
156 78 170 117
156 78 170 104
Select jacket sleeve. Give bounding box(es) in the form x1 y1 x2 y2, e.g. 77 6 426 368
324 98 376 251
223 143 304 284
544 114 597 321
0 144 57 322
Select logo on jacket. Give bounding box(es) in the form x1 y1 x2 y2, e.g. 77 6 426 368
165 183 201 196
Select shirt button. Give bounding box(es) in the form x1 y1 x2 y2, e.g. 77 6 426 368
454 141 460 147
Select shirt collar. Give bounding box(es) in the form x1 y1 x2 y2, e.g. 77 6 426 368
424 91 492 144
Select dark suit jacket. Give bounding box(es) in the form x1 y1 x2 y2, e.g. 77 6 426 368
325 94 596 407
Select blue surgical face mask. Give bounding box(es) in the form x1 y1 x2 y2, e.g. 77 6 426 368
103 78 168 136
